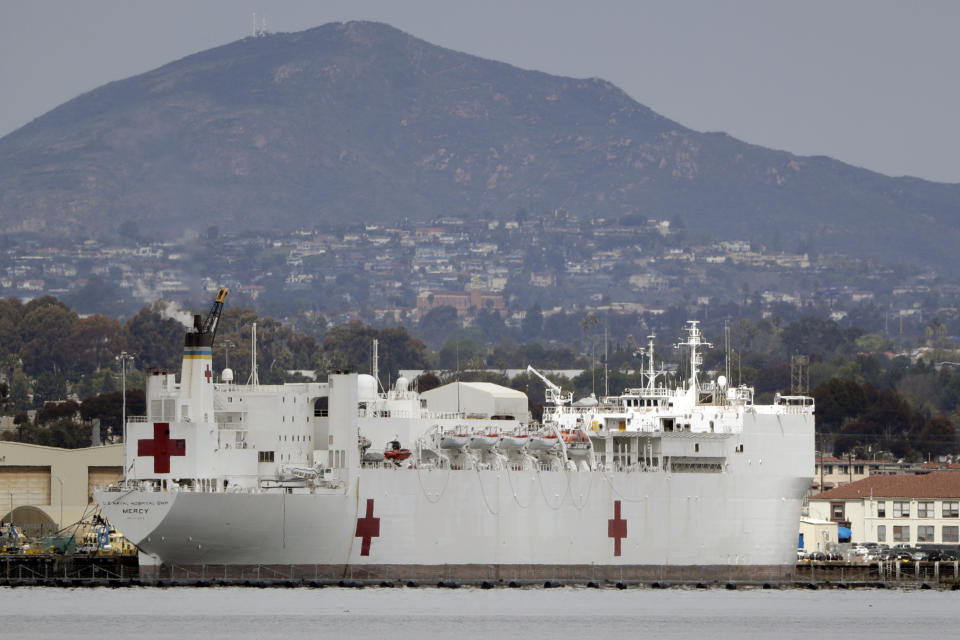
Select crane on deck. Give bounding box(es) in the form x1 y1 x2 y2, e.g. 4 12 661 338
189 287 229 347
526 365 573 406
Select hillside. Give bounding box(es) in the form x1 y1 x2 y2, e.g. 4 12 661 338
1 21 959 270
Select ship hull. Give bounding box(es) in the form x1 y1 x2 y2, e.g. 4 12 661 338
98 467 809 581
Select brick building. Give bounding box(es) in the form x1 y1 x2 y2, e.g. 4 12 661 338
416 289 506 319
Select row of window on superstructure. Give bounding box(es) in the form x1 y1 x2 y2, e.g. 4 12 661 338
257 450 310 463
623 398 661 408
257 448 346 468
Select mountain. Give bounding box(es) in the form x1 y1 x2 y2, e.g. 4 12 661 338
1 21 959 271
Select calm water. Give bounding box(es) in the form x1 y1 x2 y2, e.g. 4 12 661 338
1 586 958 639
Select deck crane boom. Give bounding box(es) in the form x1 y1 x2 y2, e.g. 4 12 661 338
202 287 229 339
526 365 573 405
188 287 229 348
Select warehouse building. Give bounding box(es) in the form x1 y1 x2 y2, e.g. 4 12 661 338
0 442 122 534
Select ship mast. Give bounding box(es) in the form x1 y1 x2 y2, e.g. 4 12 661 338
675 321 711 395
645 334 657 392
247 322 260 387
372 338 381 392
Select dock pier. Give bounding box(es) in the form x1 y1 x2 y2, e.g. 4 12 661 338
2 558 958 589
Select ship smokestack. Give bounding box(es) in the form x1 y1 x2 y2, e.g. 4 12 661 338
179 288 229 423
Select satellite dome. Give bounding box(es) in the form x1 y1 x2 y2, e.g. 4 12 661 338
717 375 727 389
395 376 409 392
222 368 234 383
357 374 378 402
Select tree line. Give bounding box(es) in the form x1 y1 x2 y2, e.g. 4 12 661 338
1 295 957 460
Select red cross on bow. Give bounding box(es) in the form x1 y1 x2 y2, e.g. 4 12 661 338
137 423 186 474
355 498 380 556
204 365 212 383
608 500 627 556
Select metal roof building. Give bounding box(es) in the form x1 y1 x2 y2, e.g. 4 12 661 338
421 381 528 420
0 441 122 534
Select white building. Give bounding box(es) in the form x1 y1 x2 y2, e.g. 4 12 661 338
421 382 528 420
799 517 839 552
808 472 960 545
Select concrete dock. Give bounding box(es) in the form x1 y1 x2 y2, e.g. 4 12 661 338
2 557 959 589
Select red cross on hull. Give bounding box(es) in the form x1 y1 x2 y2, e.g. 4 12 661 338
608 500 627 556
355 499 380 556
137 423 186 474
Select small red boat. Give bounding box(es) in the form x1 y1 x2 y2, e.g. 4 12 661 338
384 448 411 461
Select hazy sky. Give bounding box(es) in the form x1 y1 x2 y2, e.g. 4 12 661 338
2 0 958 183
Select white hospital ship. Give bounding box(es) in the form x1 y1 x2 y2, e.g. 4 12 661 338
97 289 814 582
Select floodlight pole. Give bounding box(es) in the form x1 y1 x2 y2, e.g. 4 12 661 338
116 351 134 466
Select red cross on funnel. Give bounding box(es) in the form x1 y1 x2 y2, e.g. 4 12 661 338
355 499 380 556
608 500 627 556
137 423 186 474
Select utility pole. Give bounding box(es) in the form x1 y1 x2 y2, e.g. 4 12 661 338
818 433 824 492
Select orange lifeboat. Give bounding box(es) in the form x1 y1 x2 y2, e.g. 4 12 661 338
561 429 589 444
385 439 412 462
384 448 412 461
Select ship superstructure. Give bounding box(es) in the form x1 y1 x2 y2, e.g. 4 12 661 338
97 293 814 583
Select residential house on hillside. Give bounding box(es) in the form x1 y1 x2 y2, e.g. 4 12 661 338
415 289 506 320
809 472 960 545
